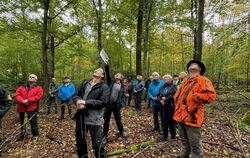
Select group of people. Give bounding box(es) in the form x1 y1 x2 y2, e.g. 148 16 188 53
0 59 216 158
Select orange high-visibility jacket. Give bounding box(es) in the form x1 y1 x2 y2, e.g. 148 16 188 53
173 75 216 127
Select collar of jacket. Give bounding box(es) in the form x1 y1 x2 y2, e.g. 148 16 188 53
153 80 160 85
188 74 201 81
85 78 104 88
164 82 173 86
23 82 37 88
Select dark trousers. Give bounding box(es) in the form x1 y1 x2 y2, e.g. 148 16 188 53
103 103 124 137
127 90 132 106
160 106 176 140
47 96 58 113
19 111 39 137
178 123 203 158
152 105 160 130
148 99 152 107
61 100 72 118
75 116 106 158
135 92 142 111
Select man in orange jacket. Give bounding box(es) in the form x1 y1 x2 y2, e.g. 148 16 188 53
174 60 216 158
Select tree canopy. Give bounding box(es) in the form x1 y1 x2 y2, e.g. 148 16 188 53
0 0 249 91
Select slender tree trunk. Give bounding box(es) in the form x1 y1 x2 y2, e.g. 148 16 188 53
247 16 250 90
97 0 102 61
50 35 55 78
42 0 50 94
190 0 198 59
136 0 144 75
129 36 132 74
93 0 103 67
91 0 103 67
193 0 204 61
143 0 153 77
247 49 249 90
216 69 222 89
181 34 185 69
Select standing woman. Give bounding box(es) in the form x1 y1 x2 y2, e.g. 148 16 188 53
127 76 133 106
103 64 126 138
158 74 177 141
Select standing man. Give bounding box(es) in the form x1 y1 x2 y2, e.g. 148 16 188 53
174 60 216 158
59 77 75 119
173 75 179 85
73 68 110 158
0 87 12 118
145 75 153 108
133 75 144 112
176 71 187 88
15 74 43 141
148 72 164 132
0 87 12 142
127 76 133 106
103 64 126 139
47 78 59 114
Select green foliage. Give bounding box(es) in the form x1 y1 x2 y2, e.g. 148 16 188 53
0 0 249 91
241 111 250 128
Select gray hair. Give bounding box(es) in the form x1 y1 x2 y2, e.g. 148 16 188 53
162 74 172 80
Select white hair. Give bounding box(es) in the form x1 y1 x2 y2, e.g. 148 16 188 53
162 74 172 80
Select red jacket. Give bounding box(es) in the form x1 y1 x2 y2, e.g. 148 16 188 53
16 84 43 112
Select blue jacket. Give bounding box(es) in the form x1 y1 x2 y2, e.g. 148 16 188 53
59 83 75 101
148 80 164 106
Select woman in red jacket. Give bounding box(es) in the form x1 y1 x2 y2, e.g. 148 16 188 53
15 74 43 141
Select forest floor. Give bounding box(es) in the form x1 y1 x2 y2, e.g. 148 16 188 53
0 91 249 158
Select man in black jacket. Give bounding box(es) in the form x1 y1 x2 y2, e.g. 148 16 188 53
0 87 12 142
103 65 126 139
73 68 110 158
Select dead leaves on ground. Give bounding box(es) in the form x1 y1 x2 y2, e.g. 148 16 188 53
1 94 249 158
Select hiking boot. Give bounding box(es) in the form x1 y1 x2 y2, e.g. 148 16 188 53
116 131 127 138
121 131 127 137
16 135 24 142
32 136 39 142
173 155 189 158
151 128 159 132
60 115 64 120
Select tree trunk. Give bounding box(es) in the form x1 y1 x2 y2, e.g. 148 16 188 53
193 0 204 61
92 0 103 67
190 0 198 59
143 0 153 77
50 35 55 78
136 0 144 75
247 49 249 90
41 0 50 94
129 36 132 74
181 34 185 69
247 16 250 90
